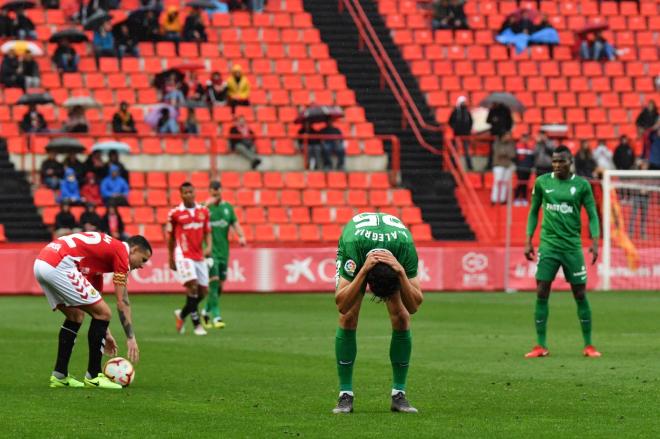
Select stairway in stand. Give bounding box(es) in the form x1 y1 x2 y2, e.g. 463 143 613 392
0 138 51 242
303 0 474 239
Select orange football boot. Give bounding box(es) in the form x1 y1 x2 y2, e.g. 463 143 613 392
525 345 549 358
583 345 601 357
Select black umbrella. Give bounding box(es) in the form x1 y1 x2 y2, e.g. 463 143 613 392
153 68 184 89
49 28 89 44
295 105 344 124
186 0 215 8
83 10 111 31
45 137 86 154
16 92 54 106
127 5 162 24
479 92 525 113
0 0 36 11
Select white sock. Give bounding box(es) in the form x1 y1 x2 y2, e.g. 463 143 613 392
392 389 405 396
85 372 93 379
339 391 354 397
52 371 66 379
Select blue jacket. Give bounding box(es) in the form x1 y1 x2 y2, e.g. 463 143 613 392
101 165 129 198
58 167 80 202
93 31 114 51
649 132 660 166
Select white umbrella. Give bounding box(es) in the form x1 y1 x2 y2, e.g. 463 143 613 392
63 96 101 109
0 40 43 56
91 141 131 154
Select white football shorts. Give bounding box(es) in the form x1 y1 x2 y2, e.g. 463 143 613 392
174 247 209 287
33 257 103 310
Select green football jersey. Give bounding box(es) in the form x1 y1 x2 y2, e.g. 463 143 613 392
336 212 418 283
526 173 600 251
208 201 236 261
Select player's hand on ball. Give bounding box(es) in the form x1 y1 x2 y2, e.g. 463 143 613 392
524 243 535 261
104 331 118 357
127 337 139 364
169 259 176 271
205 257 214 268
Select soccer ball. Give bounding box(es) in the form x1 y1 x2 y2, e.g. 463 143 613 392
103 357 135 387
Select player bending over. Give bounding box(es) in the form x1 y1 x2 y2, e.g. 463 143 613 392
34 232 152 389
525 145 601 358
201 180 247 329
333 212 423 414
169 182 212 336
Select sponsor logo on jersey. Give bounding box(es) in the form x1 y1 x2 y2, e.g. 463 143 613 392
210 220 229 228
545 189 555 193
182 222 205 230
546 202 573 214
344 259 356 275
570 186 576 195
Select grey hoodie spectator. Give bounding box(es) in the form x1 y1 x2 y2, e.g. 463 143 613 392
534 132 554 175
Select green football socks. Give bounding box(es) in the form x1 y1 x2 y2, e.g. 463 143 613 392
335 328 357 392
205 280 220 319
534 298 549 348
390 329 412 392
575 297 592 347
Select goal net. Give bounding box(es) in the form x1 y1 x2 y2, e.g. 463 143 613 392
601 170 660 290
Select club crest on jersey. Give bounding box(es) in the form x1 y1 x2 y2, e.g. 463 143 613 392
344 259 356 275
570 186 576 196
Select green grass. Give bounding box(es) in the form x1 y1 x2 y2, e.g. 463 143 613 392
1 291 659 438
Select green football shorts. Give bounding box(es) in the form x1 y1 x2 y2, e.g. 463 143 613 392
208 257 228 282
535 248 587 285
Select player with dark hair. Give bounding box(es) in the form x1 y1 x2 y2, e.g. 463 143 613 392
525 145 601 358
33 232 152 388
332 212 423 414
201 180 247 329
168 182 212 336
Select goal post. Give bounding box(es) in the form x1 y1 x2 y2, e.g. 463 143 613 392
601 170 660 291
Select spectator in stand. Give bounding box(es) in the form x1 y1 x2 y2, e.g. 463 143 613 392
79 202 102 232
185 72 207 107
229 116 262 169
80 172 103 206
107 149 129 181
183 7 207 42
112 101 137 133
63 152 85 183
593 139 614 175
21 51 40 89
635 100 658 137
162 72 186 108
432 0 468 30
54 201 80 238
101 204 127 240
580 31 616 61
319 118 345 171
160 6 182 55
297 121 323 170
40 150 64 190
575 141 598 178
116 24 140 59
533 131 554 176
52 39 79 73
0 9 13 38
496 10 558 55
92 21 116 69
19 104 47 133
141 10 160 42
225 64 251 113
227 0 248 10
251 0 265 12
0 49 23 89
12 8 36 40
100 164 129 206
644 126 660 170
613 135 635 170
183 109 199 134
84 150 108 181
58 167 82 204
490 132 516 205
514 133 535 206
205 71 227 106
487 103 513 137
448 95 473 170
62 105 89 133
156 107 180 133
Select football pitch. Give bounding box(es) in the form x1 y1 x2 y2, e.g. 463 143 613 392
1 291 659 438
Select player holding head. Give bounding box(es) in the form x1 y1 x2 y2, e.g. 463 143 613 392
525 145 601 358
200 180 247 329
168 182 212 336
332 212 423 414
33 232 152 389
